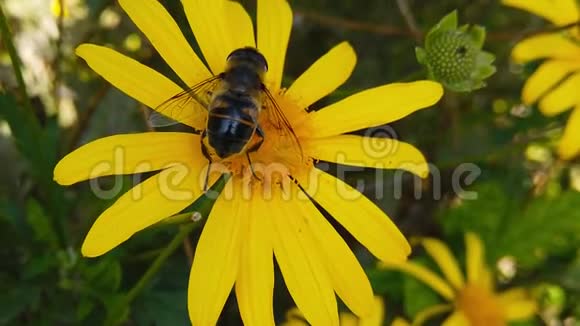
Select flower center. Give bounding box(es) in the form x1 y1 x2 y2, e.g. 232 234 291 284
214 90 312 186
456 284 505 326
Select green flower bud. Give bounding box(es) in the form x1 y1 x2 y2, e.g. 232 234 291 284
416 11 496 92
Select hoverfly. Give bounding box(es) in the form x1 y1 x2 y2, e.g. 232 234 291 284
149 47 301 187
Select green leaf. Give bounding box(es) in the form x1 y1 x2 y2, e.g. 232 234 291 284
499 192 580 269
560 257 580 291
134 290 189 326
415 47 427 65
76 299 95 322
22 252 58 280
0 94 68 248
0 198 29 238
440 181 508 246
474 55 497 79
26 199 59 248
0 285 41 325
432 10 458 35
468 25 486 48
367 267 405 300
84 258 123 293
0 94 42 173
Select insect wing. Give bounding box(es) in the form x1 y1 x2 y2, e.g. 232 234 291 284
148 75 222 128
262 86 303 158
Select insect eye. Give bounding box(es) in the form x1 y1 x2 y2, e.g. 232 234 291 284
227 47 269 72
253 50 268 72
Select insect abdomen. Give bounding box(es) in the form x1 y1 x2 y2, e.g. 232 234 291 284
207 94 258 159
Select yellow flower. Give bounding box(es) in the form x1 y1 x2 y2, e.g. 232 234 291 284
282 297 385 326
54 0 443 324
382 233 537 326
51 0 68 18
391 317 412 326
503 0 580 159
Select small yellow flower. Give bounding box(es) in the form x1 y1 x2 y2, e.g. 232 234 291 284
391 317 412 326
51 0 68 18
503 0 580 159
54 0 443 324
283 297 385 326
382 233 537 326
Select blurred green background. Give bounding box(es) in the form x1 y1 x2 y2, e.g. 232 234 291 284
1 0 579 325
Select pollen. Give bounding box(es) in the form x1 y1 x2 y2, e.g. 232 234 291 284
456 284 505 326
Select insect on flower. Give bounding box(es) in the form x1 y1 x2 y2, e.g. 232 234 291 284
149 47 301 185
53 0 445 324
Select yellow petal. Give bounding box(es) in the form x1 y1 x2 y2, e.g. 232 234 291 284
522 60 580 105
235 189 275 326
183 0 254 75
502 0 579 25
306 135 429 178
118 0 211 87
257 0 292 90
224 1 255 50
498 288 527 303
382 261 455 300
54 132 200 185
412 304 454 326
478 267 495 292
292 186 374 317
188 180 242 325
421 238 465 290
391 317 411 326
558 105 580 160
465 232 485 284
75 44 203 127
503 300 538 320
270 186 339 326
539 72 580 116
359 297 385 326
296 168 411 263
441 310 469 326
280 321 308 326
339 313 359 326
280 321 309 326
283 308 308 326
512 34 580 63
81 165 201 257
306 81 443 138
498 287 537 319
286 42 356 109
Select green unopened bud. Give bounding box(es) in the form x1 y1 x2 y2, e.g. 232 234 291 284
416 11 496 92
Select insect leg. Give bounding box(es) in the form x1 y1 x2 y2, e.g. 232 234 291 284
246 152 262 181
200 130 212 192
246 126 265 153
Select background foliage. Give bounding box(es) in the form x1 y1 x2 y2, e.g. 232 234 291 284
1 0 579 325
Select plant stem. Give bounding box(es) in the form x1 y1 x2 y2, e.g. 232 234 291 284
106 174 229 325
125 225 196 303
395 0 422 42
107 223 199 325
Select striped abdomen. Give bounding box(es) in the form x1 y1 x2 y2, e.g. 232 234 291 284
206 92 260 159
